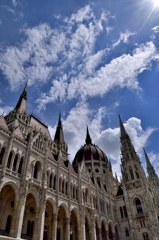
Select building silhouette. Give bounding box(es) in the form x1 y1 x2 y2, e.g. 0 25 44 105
0 84 159 240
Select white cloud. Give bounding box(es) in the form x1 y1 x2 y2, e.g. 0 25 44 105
152 25 159 33
38 41 159 110
113 31 136 47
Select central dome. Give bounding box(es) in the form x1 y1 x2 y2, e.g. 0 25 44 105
72 127 108 171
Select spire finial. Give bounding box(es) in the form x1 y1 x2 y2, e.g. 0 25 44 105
118 115 128 137
85 126 92 144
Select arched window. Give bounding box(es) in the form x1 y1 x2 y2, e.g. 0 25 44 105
18 157 23 174
12 154 18 171
62 180 65 194
5 215 11 233
65 182 67 195
123 206 128 218
76 187 78 200
53 175 56 190
33 162 38 179
135 171 139 179
143 233 149 240
129 167 134 180
27 220 34 237
49 174 52 188
0 147 5 164
120 207 123 218
125 227 129 236
136 199 143 213
7 151 13 168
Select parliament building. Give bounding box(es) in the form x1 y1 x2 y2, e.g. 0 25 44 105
0 84 159 240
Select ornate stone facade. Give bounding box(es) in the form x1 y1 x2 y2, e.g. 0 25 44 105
0 84 159 240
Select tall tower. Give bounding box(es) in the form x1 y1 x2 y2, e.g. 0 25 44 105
144 148 159 190
119 115 142 188
119 116 159 240
5 82 30 137
54 113 68 160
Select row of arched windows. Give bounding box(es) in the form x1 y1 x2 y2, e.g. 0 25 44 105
6 151 23 174
124 165 140 182
33 136 44 151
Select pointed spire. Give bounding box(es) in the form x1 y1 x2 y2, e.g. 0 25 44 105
85 126 92 144
118 115 128 137
143 148 152 170
15 81 28 112
54 113 65 144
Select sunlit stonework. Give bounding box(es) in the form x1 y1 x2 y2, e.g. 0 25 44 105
0 84 159 240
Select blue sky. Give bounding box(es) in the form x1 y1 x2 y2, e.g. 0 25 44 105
0 0 159 177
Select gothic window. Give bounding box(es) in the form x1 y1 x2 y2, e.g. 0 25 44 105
143 233 149 240
65 182 67 195
27 220 34 237
97 178 101 188
18 157 23 174
103 184 107 192
136 199 143 213
33 162 38 179
76 187 78 200
135 171 139 179
129 167 134 180
0 147 5 164
12 154 18 171
7 151 13 168
5 215 11 233
53 175 56 190
125 228 129 236
62 180 65 194
49 173 52 188
120 207 123 218
123 206 128 218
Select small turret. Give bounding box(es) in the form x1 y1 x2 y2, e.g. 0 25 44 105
85 126 92 145
15 81 28 113
54 113 65 144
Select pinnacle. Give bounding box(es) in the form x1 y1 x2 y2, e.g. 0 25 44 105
85 126 92 144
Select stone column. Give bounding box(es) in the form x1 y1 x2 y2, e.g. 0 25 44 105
52 213 57 240
81 220 86 240
9 152 15 170
38 206 45 240
65 217 70 240
33 208 41 240
112 232 116 240
106 230 109 240
10 198 26 238
98 227 102 240
77 221 82 240
15 156 20 172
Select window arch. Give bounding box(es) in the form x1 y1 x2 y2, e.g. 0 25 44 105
136 199 143 213
143 232 149 240
5 215 12 233
0 147 5 164
7 151 13 168
12 154 18 171
33 162 40 180
18 157 23 174
120 206 123 218
129 167 134 180
123 206 128 218
125 227 129 236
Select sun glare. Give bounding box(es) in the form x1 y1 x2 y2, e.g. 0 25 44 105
153 0 159 7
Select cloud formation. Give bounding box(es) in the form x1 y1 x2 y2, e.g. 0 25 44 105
1 5 158 111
